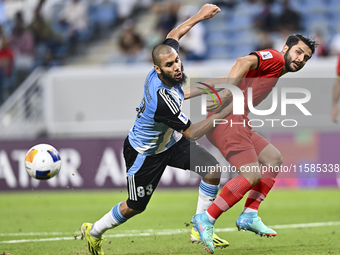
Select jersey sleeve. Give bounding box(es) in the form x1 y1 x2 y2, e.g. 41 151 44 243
154 88 191 132
163 38 179 53
250 49 284 77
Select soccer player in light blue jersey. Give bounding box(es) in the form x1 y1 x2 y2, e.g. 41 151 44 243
80 4 233 255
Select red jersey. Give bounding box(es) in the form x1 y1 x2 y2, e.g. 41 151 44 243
206 49 285 156
207 49 284 118
239 49 284 113
337 53 340 75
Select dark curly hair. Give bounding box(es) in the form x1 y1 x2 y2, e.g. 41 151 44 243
285 34 318 55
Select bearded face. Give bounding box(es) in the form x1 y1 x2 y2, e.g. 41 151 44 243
283 41 312 73
284 48 302 72
160 63 187 87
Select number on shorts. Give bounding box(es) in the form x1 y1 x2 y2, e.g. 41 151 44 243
137 184 153 197
146 184 153 195
137 186 145 197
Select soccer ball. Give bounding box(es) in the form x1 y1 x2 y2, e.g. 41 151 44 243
25 144 62 180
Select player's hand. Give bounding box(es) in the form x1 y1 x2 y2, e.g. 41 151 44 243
331 104 339 123
207 98 223 112
207 89 233 112
198 4 221 20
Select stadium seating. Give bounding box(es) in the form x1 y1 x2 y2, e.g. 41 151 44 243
203 0 340 60
89 1 117 36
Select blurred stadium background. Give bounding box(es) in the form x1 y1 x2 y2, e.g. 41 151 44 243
0 0 339 196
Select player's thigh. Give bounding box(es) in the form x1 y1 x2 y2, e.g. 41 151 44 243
257 144 283 166
227 148 258 169
224 130 261 169
167 137 219 178
227 150 260 180
126 155 169 211
123 138 170 211
207 115 254 159
251 131 270 156
251 132 282 166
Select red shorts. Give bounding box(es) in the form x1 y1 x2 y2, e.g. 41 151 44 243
206 114 270 169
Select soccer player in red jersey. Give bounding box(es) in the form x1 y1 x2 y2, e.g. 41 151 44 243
331 52 340 123
187 34 318 253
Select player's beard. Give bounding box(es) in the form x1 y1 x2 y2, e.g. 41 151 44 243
160 63 187 87
284 48 302 72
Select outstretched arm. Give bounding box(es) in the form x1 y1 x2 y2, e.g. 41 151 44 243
166 4 220 41
182 103 233 140
184 54 258 115
206 55 258 112
154 87 231 141
184 77 227 100
184 54 258 100
331 75 340 123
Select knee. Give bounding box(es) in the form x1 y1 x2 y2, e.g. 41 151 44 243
128 207 144 214
121 201 144 219
124 207 144 218
132 208 144 216
203 164 221 185
260 145 283 167
239 164 261 187
247 176 261 187
265 152 283 167
273 153 283 167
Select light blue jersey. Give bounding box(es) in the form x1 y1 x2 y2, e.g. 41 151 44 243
128 68 191 156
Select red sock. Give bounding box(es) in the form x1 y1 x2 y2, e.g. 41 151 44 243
207 175 252 220
244 167 278 211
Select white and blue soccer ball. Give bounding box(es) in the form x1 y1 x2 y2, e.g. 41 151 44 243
25 144 62 180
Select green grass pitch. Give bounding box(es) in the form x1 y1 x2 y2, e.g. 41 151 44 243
1 188 339 255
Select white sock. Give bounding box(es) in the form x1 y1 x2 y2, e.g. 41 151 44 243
206 211 216 223
242 207 257 213
196 180 219 214
90 202 127 238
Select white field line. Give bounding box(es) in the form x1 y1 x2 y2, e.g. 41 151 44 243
1 221 340 244
0 232 68 237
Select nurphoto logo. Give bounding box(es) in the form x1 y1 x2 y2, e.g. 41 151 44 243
200 83 312 128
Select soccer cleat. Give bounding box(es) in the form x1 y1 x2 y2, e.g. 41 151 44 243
191 213 215 254
190 227 229 249
236 212 277 237
81 223 104 255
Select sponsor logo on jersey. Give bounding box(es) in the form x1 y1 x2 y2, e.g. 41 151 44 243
260 51 273 60
178 112 188 124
